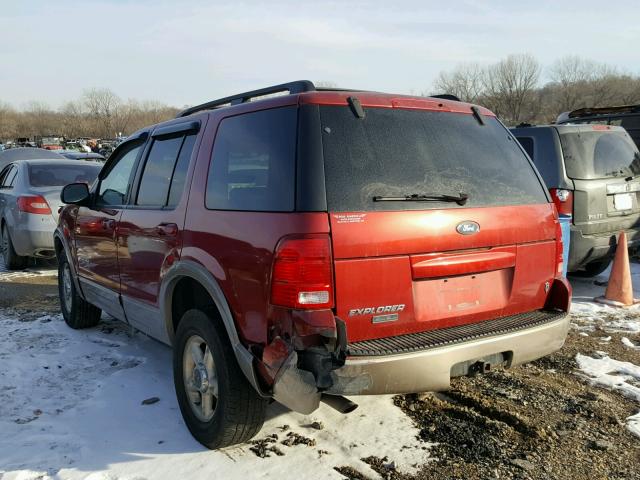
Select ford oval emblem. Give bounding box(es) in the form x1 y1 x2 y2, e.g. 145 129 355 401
456 221 480 235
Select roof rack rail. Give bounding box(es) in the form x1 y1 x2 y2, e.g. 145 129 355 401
177 80 316 118
568 104 640 118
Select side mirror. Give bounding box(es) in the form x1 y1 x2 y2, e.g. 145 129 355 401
61 183 90 205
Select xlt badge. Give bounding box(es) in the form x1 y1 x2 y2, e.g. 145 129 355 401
348 304 405 317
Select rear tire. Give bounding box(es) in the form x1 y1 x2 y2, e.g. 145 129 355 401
1 224 27 270
173 309 267 449
58 253 101 329
573 259 611 278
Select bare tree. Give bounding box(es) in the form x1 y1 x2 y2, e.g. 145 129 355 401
432 63 485 103
83 88 123 138
0 101 18 140
22 101 57 137
60 100 87 138
483 54 541 125
548 56 598 111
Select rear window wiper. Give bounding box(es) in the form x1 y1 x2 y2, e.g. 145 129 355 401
373 193 469 206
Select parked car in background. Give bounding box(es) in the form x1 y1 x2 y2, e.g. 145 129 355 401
557 104 640 149
0 159 101 269
59 151 106 162
36 135 64 150
56 81 570 450
511 124 640 275
0 147 64 171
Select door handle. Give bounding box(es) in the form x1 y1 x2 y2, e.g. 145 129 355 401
155 223 178 236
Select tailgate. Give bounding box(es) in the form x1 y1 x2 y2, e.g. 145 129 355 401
572 177 640 235
331 204 557 343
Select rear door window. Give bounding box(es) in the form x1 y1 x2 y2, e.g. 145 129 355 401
320 106 548 211
136 133 197 207
205 107 297 212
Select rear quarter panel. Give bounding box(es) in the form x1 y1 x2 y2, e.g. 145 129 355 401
181 110 330 346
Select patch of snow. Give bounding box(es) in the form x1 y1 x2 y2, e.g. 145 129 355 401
576 353 640 439
0 314 430 480
0 256 57 280
628 412 640 439
569 263 640 335
622 337 640 350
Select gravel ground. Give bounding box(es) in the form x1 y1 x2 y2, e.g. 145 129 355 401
1 263 639 480
0 258 58 311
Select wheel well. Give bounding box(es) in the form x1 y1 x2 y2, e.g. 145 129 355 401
171 277 219 335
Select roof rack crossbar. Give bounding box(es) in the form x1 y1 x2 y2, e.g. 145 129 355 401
177 80 316 118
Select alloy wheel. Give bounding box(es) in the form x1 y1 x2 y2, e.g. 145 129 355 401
183 335 218 422
62 262 74 313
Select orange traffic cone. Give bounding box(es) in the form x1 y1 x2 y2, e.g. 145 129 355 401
595 231 639 307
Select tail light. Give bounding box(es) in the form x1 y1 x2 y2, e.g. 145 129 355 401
550 188 573 216
270 235 334 309
17 195 52 215
555 219 564 275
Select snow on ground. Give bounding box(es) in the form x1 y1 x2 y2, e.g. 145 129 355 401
570 263 640 334
0 256 57 281
0 313 430 480
576 353 640 438
3 261 640 478
570 263 640 439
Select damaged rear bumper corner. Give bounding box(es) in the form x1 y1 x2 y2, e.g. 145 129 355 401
272 351 322 414
325 313 570 396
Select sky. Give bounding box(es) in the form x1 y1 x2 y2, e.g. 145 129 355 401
1 0 639 109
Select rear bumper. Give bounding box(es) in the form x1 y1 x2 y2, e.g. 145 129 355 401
326 313 570 395
11 214 56 257
568 226 640 271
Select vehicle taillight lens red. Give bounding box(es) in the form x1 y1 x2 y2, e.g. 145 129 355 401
555 219 564 275
270 235 334 309
550 188 573 216
17 195 52 215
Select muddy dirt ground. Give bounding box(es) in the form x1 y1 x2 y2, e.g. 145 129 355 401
2 268 639 480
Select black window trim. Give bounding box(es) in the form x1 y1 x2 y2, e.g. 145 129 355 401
152 120 200 139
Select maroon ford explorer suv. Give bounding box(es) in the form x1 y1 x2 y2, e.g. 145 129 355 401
55 81 571 449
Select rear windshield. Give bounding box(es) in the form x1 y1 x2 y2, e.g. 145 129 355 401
320 106 548 211
558 129 640 180
28 163 101 187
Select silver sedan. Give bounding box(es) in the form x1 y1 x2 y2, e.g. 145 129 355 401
0 159 102 269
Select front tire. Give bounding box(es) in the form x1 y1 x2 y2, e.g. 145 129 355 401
1 224 27 270
173 309 267 449
58 254 101 329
